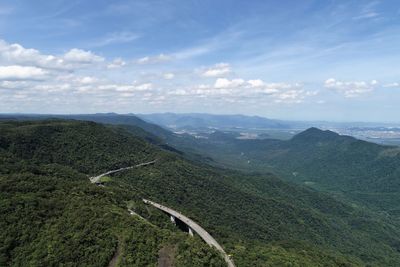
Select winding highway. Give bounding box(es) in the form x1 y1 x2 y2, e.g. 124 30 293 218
89 159 234 266
89 160 157 183
143 199 235 267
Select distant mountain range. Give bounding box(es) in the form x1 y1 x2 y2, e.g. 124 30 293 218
136 113 400 145
137 112 400 130
137 113 290 130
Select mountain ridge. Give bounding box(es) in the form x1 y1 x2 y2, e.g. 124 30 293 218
138 112 289 129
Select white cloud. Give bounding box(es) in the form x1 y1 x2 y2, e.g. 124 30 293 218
0 38 319 112
136 54 171 64
135 83 153 91
324 78 377 97
0 65 48 81
248 79 264 87
97 82 153 93
63 48 104 64
214 78 245 89
0 40 63 69
107 58 126 69
213 78 300 99
77 76 98 85
0 40 105 70
274 90 305 103
163 73 175 80
168 77 309 104
383 82 399 88
202 63 231 77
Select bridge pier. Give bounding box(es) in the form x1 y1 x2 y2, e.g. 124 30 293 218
143 199 235 267
170 215 176 224
188 227 194 237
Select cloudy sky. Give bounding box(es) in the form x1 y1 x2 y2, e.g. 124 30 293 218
0 0 399 122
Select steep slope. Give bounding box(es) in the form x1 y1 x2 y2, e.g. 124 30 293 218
2 120 400 266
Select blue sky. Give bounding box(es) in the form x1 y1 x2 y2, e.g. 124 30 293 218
0 0 399 122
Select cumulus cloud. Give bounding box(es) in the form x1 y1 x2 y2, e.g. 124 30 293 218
134 83 152 91
0 40 105 70
274 89 305 103
107 58 126 69
0 38 319 112
202 63 231 77
63 49 104 64
168 77 309 104
213 78 298 96
0 40 64 69
214 78 245 89
248 79 264 87
0 65 48 81
0 39 169 112
76 76 98 85
136 54 171 64
324 78 377 97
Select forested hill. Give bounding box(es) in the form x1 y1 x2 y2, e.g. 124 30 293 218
164 126 400 215
252 127 400 193
2 120 400 266
0 120 226 267
0 113 173 140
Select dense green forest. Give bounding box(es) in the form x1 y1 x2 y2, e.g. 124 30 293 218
2 119 400 266
154 126 400 216
27 113 399 216
0 121 225 266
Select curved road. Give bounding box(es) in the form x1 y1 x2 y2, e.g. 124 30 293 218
143 199 235 267
89 160 157 183
89 160 234 266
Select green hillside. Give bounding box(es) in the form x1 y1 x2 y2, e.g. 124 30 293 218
2 120 400 266
165 127 400 215
0 121 225 267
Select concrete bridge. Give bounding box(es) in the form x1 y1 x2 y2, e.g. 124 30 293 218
89 160 157 183
143 199 235 267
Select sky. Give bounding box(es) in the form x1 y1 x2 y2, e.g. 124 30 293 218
0 0 399 122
